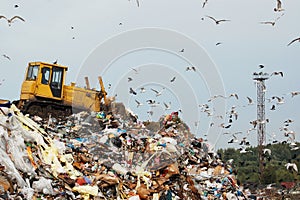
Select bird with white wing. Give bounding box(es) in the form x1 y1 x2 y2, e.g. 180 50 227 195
135 100 143 108
263 148 272 155
163 102 171 110
285 163 298 172
151 88 165 97
274 0 284 12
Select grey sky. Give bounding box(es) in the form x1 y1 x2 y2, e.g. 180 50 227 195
0 0 299 149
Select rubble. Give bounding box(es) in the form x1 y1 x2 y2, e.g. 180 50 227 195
0 101 254 199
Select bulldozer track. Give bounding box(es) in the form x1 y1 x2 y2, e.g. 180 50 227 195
23 100 72 119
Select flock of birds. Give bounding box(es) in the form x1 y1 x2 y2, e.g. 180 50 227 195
199 74 299 176
199 64 299 173
118 59 299 156
1 0 300 61
200 68 299 142
117 1 300 174
0 4 23 61
0 0 299 173
120 61 300 173
120 63 200 119
200 0 300 47
128 83 174 116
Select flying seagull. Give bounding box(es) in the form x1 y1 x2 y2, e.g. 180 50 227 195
186 66 196 71
260 13 284 26
272 96 284 104
140 87 146 93
291 146 300 151
170 76 176 83
129 87 137 95
131 67 139 74
259 64 265 69
270 105 276 110
239 148 252 154
205 15 230 25
250 119 269 128
247 128 256 134
260 21 276 26
271 71 283 77
146 99 156 104
135 99 143 107
284 119 294 124
228 134 238 144
280 126 289 132
228 93 239 100
2 54 11 60
285 163 298 172
266 183 276 189
285 130 296 142
287 37 300 46
208 94 226 102
291 91 300 97
239 137 250 146
247 96 254 105
151 88 165 97
263 148 272 155
163 102 171 110
274 0 284 12
0 15 25 26
146 99 160 107
220 123 232 129
202 0 208 8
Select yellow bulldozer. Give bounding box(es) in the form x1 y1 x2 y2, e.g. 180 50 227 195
14 61 109 118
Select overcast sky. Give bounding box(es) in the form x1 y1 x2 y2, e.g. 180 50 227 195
0 0 300 149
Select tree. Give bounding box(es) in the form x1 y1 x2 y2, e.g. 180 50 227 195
261 165 277 184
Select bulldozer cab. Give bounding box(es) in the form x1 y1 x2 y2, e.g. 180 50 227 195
21 62 68 100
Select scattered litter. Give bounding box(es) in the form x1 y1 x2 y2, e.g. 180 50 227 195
0 102 295 199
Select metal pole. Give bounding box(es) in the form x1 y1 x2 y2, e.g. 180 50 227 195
253 75 268 184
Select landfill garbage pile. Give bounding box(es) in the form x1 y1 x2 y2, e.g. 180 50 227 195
0 101 248 200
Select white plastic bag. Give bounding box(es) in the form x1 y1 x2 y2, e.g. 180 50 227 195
32 177 55 195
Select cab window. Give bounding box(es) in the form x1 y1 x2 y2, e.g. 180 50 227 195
51 67 63 89
26 65 39 80
41 67 50 84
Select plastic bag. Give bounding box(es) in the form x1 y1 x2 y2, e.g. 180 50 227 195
0 148 27 187
21 187 34 200
112 163 128 175
6 131 35 173
32 177 55 195
53 138 66 155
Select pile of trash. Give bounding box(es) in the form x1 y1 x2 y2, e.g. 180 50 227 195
0 102 248 200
